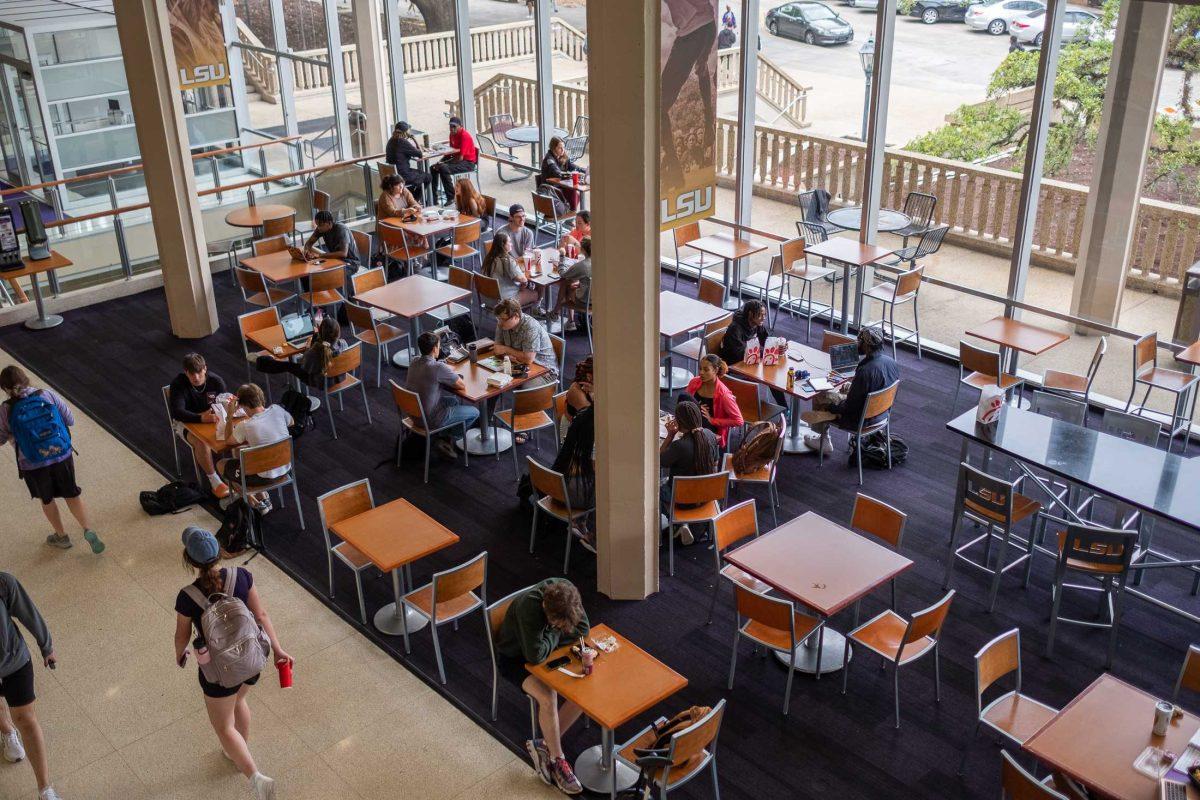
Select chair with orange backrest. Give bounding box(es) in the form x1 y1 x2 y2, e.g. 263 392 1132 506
344 302 406 387
436 219 483 272
378 222 432 278
350 266 395 324
956 340 1025 414
236 307 282 393
390 380 470 483
1042 336 1106 415
722 430 785 528
670 313 732 372
552 391 569 447
252 234 289 257
820 330 856 353
779 237 836 341
493 383 557 475
697 276 726 309
739 256 787 330
300 264 346 315
235 266 295 312
400 551 487 684
351 229 372 264
261 213 296 242
315 479 377 624
850 493 907 618
474 273 503 328
1000 750 1069 800
666 472 729 577
958 628 1058 776
484 583 541 723
230 438 304 548
1174 645 1200 704
672 221 716 291
527 456 595 574
320 342 371 439
426 265 473 329
841 589 955 729
531 190 576 242
1126 332 1199 452
616 700 726 798
706 499 772 624
816 380 900 485
862 264 924 360
728 583 823 714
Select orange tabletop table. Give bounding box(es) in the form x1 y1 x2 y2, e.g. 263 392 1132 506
379 212 478 280
331 498 460 636
181 406 249 456
525 247 580 330
684 232 769 310
1177 340 1200 368
1024 674 1200 800
547 176 591 210
660 290 728 391
967 314 1070 375
447 345 549 455
246 324 307 359
240 250 344 284
528 624 687 798
355 274 471 368
724 511 913 674
804 238 896 334
224 204 295 230
6 251 71 330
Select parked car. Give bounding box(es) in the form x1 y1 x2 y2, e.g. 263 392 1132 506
1008 7 1102 50
909 0 974 25
964 0 1044 35
766 2 855 45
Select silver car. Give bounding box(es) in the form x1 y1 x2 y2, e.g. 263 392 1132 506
1008 7 1102 50
964 0 1044 35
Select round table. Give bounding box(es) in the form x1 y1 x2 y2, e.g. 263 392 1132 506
224 204 296 230
825 207 911 233
504 125 568 163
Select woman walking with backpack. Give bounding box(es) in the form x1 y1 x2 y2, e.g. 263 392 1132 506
0 366 102 554
174 527 291 800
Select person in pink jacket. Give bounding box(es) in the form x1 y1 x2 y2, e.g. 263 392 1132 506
680 354 743 448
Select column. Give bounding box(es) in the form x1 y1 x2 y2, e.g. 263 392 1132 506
323 0 353 159
113 0 217 338
353 0 391 153
1069 0 1171 327
733 0 760 229
591 0 659 600
534 0 555 153
452 0 477 134
269 0 299 140
858 0 897 243
383 0 410 124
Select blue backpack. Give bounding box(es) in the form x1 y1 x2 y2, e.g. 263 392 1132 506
8 392 71 467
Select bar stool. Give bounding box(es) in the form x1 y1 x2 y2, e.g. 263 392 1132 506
942 461 1041 612
779 238 835 341
1125 332 1198 452
672 221 717 290
738 256 788 330
955 340 1025 413
670 313 732 374
1042 336 1106 413
861 265 923 359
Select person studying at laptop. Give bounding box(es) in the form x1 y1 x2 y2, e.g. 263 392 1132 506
301 210 359 268
800 327 899 455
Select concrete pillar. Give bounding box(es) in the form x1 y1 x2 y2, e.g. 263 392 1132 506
113 0 218 338
353 0 391 153
858 0 897 243
1069 0 1171 327
590 0 659 600
733 0 760 229
534 0 555 152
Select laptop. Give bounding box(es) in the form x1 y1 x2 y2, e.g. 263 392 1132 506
828 342 860 376
287 245 322 263
1160 778 1199 800
279 313 315 344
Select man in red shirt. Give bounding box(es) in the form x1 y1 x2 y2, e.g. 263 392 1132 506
431 116 479 205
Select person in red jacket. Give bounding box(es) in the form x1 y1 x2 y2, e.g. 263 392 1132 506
431 116 478 205
679 354 743 448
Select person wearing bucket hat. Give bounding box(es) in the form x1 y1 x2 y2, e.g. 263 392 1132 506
431 115 478 205
801 326 900 454
174 527 291 800
385 121 432 198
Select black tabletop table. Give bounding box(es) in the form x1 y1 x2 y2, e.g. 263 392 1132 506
946 406 1200 531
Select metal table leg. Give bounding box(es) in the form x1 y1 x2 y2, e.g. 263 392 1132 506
775 625 850 674
782 393 814 454
374 567 429 635
23 272 62 330
392 317 420 368
574 727 637 798
837 260 852 333
721 257 740 310
458 397 513 455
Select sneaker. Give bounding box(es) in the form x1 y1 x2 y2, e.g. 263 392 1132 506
252 497 273 516
524 739 553 785
2 730 24 762
562 318 578 332
804 432 833 455
434 438 459 460
307 396 322 412
676 525 694 546
250 773 276 800
45 533 72 550
245 350 263 365
39 789 62 800
83 529 105 554
211 482 231 500
550 757 583 795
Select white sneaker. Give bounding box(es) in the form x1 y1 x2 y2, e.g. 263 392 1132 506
307 395 322 412
804 432 834 455
39 788 62 800
2 730 24 762
251 773 276 800
676 525 694 546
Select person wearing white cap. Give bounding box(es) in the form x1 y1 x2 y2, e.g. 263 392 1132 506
174 527 291 800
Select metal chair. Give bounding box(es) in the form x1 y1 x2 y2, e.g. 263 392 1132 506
877 224 949 274
378 222 432 279
488 113 520 154
670 314 732 372
672 221 717 291
435 219 483 272
531 190 576 241
1072 408 1160 535
300 265 346 314
563 135 588 161
1172 644 1200 704
728 583 823 715
1030 389 1087 426
841 590 955 729
236 307 282 394
850 493 907 615
485 584 539 721
229 438 305 542
350 266 396 324
315 479 375 625
345 301 406 387
320 343 371 439
426 266 474 329
706 499 771 624
943 461 1041 612
252 234 289 258
798 220 849 315
569 115 589 139
527 456 595 573
400 551 487 684
697 276 726 309
862 265 923 359
477 135 533 184
738 256 788 330
665 472 729 577
820 330 856 353
549 333 566 389
722 373 784 430
1125 332 1199 452
389 379 471 484
892 191 938 249
817 381 900 486
955 340 1025 413
160 385 201 482
235 266 294 311
1001 750 1069 800
797 189 844 236
493 383 557 475
616 700 726 799
1042 336 1106 413
723 433 785 529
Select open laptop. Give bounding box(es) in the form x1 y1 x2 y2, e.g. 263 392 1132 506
286 245 321 263
1160 778 1200 800
279 312 314 344
828 342 860 377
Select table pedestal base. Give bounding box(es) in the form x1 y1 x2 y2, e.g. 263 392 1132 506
391 351 414 368
659 366 693 392
574 744 638 795
458 427 513 456
775 629 850 674
781 422 817 454
25 314 63 330
373 603 429 636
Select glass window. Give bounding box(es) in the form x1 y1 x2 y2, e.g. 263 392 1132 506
33 28 121 67
40 60 129 102
55 127 140 171
48 96 132 136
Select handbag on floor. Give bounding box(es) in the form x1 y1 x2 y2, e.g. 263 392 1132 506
139 481 204 515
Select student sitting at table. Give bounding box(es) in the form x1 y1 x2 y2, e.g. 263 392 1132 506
558 210 590 254
482 231 543 309
803 327 900 455
385 121 432 197
168 353 230 498
494 578 589 796
251 315 346 412
303 210 359 268
405 332 479 459
659 400 720 546
552 404 595 528
537 137 586 212
215 383 294 515
504 204 536 258
375 174 421 222
430 116 478 205
717 299 768 365
493 298 559 390
549 237 591 331
678 354 743 449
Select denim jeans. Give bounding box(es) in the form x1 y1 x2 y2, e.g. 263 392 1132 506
436 402 479 434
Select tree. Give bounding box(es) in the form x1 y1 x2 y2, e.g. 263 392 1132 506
410 0 456 32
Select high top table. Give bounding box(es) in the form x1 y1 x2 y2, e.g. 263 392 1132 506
355 275 471 368
683 232 768 310
729 339 837 453
965 314 1069 375
659 290 727 390
803 238 895 334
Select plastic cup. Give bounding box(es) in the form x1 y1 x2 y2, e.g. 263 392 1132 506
581 648 594 675
572 172 580 187
276 658 293 689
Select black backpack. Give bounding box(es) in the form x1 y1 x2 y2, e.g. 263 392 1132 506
279 389 315 439
216 499 257 556
139 481 205 516
849 431 909 470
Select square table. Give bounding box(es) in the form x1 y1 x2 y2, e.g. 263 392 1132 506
355 275 471 368
729 340 841 453
1177 340 1200 368
724 511 913 674
1024 674 1200 800
379 212 478 280
684 232 769 310
330 498 460 636
529 624 687 798
547 176 591 210
246 324 307 359
447 347 548 455
240 250 343 285
803 238 896 334
6 251 71 330
525 247 581 332
659 290 727 391
966 315 1070 375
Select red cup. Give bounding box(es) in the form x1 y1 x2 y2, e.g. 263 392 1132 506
276 658 293 688
572 172 580 187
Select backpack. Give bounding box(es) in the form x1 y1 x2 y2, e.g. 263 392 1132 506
279 389 314 439
216 499 256 556
183 568 271 689
7 392 71 468
619 705 713 799
731 421 779 475
849 431 909 470
139 481 205 516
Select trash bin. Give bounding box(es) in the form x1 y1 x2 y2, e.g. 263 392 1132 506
1173 261 1200 346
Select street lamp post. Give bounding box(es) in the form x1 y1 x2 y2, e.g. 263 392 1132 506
858 37 875 142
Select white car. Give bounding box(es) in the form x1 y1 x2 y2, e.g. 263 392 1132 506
1008 7 1103 50
846 0 879 9
965 0 1044 35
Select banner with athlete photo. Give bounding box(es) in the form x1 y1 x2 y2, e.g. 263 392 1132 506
169 0 231 90
659 0 718 231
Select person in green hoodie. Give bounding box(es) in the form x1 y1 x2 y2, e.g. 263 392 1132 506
495 578 589 796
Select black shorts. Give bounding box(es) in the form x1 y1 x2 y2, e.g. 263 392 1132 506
20 456 81 504
221 461 279 489
497 653 532 690
0 658 36 708
198 668 260 699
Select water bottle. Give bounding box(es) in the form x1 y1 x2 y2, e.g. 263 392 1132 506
193 635 210 666
503 356 512 376
786 368 796 392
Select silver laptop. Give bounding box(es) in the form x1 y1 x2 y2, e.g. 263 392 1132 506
280 313 314 344
828 342 860 376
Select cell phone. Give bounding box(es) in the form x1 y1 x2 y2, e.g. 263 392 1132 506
178 651 188 668
545 655 570 670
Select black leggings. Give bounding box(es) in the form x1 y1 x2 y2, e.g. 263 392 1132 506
255 355 314 388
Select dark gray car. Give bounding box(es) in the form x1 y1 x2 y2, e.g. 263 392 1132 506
766 2 855 45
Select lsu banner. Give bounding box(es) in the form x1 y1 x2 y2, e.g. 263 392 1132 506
659 0 718 231
169 0 231 90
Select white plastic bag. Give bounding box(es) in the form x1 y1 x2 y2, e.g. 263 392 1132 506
976 384 1005 425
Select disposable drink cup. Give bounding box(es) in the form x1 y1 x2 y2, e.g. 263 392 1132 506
581 648 594 675
277 659 293 689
